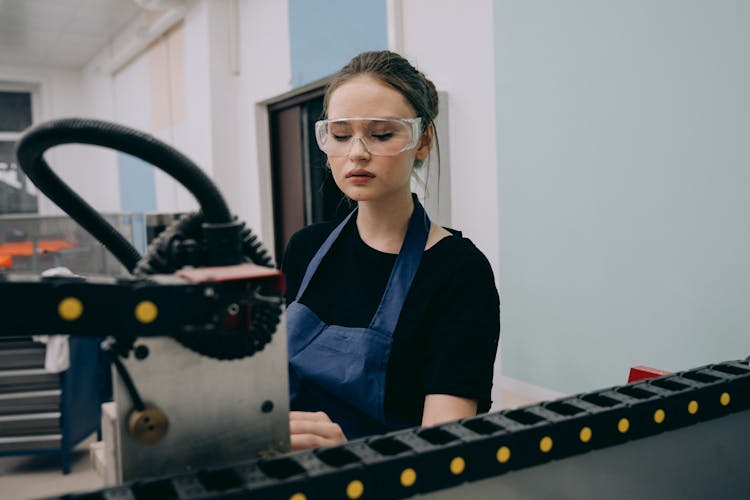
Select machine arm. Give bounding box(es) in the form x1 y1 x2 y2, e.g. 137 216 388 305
0 263 283 359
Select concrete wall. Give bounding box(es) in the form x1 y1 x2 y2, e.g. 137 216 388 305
495 0 750 393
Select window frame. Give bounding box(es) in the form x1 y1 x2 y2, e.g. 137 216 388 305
0 80 41 213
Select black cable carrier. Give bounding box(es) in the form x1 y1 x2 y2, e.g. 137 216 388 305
48 359 749 500
0 265 282 340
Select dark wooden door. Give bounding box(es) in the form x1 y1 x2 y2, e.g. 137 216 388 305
269 88 349 264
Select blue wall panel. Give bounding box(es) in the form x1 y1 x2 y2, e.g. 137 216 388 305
289 0 388 88
118 152 156 214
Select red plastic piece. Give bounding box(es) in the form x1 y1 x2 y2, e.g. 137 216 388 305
628 365 672 383
177 262 285 293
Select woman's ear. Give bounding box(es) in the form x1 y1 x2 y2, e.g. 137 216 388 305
415 123 434 162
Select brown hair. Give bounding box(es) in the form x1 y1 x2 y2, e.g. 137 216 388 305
323 50 440 169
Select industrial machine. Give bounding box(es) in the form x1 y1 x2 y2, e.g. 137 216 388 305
1 118 288 483
1 119 748 499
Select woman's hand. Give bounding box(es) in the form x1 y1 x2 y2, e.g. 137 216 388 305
289 411 347 451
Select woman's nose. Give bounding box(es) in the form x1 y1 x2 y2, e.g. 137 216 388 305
347 136 371 159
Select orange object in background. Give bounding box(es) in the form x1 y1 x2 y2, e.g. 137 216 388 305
0 239 77 269
628 365 672 383
0 239 76 257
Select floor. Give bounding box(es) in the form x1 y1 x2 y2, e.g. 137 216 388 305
0 434 103 500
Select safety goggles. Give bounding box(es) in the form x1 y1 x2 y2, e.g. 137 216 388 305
314 117 423 157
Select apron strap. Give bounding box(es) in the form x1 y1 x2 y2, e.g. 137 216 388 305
294 194 430 336
294 208 357 301
370 196 430 333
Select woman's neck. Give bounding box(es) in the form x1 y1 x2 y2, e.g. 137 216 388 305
356 192 414 254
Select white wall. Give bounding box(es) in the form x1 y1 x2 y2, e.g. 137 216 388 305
495 0 750 394
0 63 124 214
76 0 291 255
397 0 499 282
79 54 121 214
228 0 291 257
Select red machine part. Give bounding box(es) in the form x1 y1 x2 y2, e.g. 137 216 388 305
628 365 672 383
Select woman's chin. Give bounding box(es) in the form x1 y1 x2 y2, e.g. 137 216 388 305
338 185 373 202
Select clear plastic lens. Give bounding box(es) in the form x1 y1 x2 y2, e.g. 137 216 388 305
314 117 422 157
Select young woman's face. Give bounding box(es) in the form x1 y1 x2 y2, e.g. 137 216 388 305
324 75 430 203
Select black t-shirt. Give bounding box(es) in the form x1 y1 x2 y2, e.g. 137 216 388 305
282 215 500 426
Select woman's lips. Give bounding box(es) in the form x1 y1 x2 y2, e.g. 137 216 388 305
346 170 375 183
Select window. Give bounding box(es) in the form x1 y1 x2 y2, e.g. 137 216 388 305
0 85 38 214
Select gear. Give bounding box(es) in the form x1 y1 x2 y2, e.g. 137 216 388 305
134 212 282 360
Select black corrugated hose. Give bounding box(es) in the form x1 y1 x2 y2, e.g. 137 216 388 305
15 117 280 359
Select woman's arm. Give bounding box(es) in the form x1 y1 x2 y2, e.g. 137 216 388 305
290 396 476 452
421 242 500 419
421 394 478 427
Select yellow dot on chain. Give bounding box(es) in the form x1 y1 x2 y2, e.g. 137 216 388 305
400 468 416 487
58 297 83 321
346 480 364 499
617 418 630 434
135 300 158 324
579 426 592 443
289 494 306 500
688 400 699 415
653 409 666 424
720 392 731 406
496 446 511 463
450 457 465 475
539 436 553 453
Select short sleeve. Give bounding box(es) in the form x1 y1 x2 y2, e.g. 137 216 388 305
421 244 500 412
281 231 302 305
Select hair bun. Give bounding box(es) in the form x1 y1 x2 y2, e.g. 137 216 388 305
417 70 439 122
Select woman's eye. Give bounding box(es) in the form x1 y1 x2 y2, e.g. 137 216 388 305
371 132 394 142
332 134 351 142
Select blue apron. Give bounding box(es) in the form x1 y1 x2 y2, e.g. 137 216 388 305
287 196 430 439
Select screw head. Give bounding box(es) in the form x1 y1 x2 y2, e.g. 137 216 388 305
134 344 150 360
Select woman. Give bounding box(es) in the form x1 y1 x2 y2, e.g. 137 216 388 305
282 50 500 450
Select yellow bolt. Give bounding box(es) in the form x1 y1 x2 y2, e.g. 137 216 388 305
496 446 511 463
289 494 306 500
539 436 553 453
135 300 158 324
653 409 666 424
688 400 699 415
400 468 416 487
58 297 83 321
346 480 364 499
450 457 465 475
617 418 630 434
720 392 731 407
579 426 592 443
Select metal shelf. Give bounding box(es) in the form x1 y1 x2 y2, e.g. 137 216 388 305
0 337 106 473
